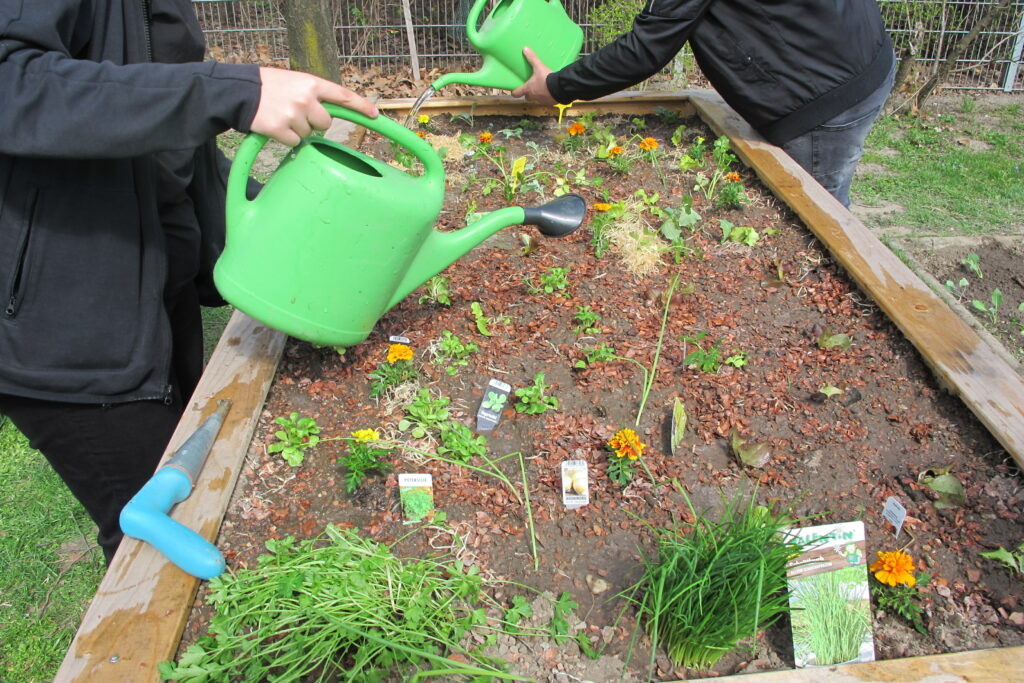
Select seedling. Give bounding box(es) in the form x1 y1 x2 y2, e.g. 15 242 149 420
438 421 488 464
943 277 969 302
398 388 451 438
368 343 418 398
817 329 853 351
338 430 393 493
575 343 617 369
432 330 479 375
819 383 844 399
514 372 559 415
418 275 452 306
961 252 983 279
981 540 1024 581
526 266 570 296
723 350 748 368
470 301 493 336
719 219 759 246
573 305 602 334
681 331 722 373
971 288 1003 325
267 413 320 466
482 391 507 412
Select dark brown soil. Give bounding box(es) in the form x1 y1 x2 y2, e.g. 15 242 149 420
178 111 1024 681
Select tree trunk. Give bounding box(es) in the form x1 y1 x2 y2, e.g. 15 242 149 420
916 0 1014 110
282 0 341 84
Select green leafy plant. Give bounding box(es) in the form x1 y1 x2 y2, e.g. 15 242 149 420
575 343 617 369
158 524 522 682
368 345 418 398
549 592 579 644
267 412 320 466
433 330 479 375
971 288 1003 325
525 266 570 296
573 305 602 334
338 429 393 493
716 173 748 208
398 388 451 438
681 331 722 373
719 219 759 246
418 275 452 306
482 391 507 412
980 540 1024 582
514 372 559 415
589 201 625 258
961 252 983 279
724 350 748 368
470 301 493 336
944 277 969 302
872 571 931 635
817 329 853 351
438 421 488 464
606 427 644 485
627 485 812 673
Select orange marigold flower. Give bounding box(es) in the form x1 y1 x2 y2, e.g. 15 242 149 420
479 131 493 143
415 130 426 138
725 172 742 182
387 343 414 363
870 550 917 587
639 137 659 151
593 202 612 212
567 121 586 136
609 146 624 156
608 428 644 461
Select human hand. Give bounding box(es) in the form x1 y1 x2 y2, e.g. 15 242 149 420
251 67 379 146
511 47 556 105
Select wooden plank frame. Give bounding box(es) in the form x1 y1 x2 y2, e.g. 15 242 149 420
57 90 1024 682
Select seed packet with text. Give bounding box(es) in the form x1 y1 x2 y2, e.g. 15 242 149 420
561 460 589 509
399 473 434 524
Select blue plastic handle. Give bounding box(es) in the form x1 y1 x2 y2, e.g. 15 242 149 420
120 467 226 580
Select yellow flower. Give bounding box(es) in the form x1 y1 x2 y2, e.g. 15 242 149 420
609 145 624 156
870 550 917 587
417 114 430 124
594 202 612 211
608 428 644 461
387 343 414 363
639 137 659 151
725 172 742 182
352 428 380 442
479 131 493 143
567 121 586 136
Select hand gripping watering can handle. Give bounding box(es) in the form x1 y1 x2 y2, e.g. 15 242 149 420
227 104 445 208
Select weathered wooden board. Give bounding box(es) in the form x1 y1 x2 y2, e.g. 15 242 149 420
54 311 285 682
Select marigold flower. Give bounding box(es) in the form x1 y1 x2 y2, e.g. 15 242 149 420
870 550 917 587
725 172 742 182
567 121 586 136
594 202 612 212
608 428 644 460
639 137 659 151
478 131 493 143
352 428 380 442
609 146 624 156
417 114 430 124
387 343 414 363
415 131 426 138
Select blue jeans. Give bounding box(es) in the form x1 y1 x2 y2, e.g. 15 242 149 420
781 59 896 207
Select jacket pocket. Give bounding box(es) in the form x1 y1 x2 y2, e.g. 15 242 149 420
3 187 36 319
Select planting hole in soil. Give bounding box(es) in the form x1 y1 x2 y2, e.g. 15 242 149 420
172 109 1024 682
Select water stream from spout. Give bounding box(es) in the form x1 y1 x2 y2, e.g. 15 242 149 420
403 87 437 128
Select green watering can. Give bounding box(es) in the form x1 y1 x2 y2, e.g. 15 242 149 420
214 104 585 347
431 0 584 91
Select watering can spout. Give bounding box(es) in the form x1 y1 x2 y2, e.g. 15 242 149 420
432 57 521 92
387 194 586 310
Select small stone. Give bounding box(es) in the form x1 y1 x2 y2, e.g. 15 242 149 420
586 574 611 595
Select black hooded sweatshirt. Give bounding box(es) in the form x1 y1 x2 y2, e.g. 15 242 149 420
0 0 261 403
548 0 895 145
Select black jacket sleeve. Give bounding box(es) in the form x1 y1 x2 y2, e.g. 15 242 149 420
548 0 716 104
0 0 261 159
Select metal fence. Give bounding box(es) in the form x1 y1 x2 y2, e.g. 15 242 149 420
193 0 1024 92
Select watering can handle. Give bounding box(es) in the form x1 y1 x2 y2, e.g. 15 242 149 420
227 104 445 208
465 0 489 45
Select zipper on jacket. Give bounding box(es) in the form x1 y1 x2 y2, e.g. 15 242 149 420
4 191 38 320
141 0 153 62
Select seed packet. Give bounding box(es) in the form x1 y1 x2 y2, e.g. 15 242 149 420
399 473 434 524
786 521 875 668
561 460 589 509
476 378 512 433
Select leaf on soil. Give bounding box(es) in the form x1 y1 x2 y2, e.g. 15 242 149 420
729 428 771 468
671 397 687 454
817 329 853 350
918 466 966 509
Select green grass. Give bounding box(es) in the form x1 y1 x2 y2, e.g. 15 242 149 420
854 103 1024 236
0 422 105 681
0 307 232 681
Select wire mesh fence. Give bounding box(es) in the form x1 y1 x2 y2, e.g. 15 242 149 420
193 0 1024 92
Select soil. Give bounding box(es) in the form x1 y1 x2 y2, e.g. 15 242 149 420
178 109 1024 681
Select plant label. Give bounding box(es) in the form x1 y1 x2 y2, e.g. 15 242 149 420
475 379 512 433
882 496 907 537
561 460 589 509
398 473 434 524
388 335 411 344
785 521 875 668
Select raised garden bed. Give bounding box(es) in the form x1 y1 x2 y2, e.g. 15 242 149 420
58 92 1024 683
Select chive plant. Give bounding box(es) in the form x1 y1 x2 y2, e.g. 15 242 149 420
791 569 870 666
630 486 811 672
